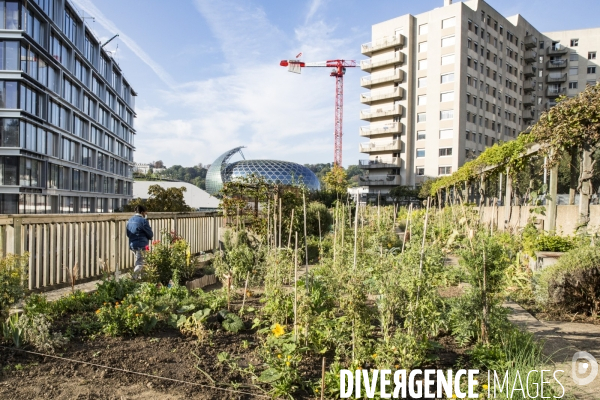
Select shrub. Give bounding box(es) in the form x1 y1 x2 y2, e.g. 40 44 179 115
534 245 600 316
96 299 157 336
305 201 332 237
0 253 28 318
144 231 195 285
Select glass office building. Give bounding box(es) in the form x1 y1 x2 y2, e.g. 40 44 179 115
0 0 136 214
206 147 320 195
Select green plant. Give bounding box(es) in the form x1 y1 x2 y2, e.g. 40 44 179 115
144 231 195 285
0 253 28 318
1 313 25 347
171 308 211 342
18 314 68 353
534 245 600 316
220 311 244 333
96 299 157 336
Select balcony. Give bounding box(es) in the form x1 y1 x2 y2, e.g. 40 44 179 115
358 158 399 169
546 87 566 97
545 101 557 110
546 59 568 69
359 140 402 153
524 35 538 49
360 70 404 88
361 35 405 56
523 95 535 107
524 50 537 63
358 175 401 186
524 65 537 77
360 105 403 121
360 87 404 104
547 46 569 56
523 79 536 92
359 123 403 137
360 53 405 71
546 73 567 83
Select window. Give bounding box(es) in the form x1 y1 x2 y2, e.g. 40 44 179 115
439 129 453 139
441 54 455 65
0 81 17 108
64 8 77 44
417 113 426 123
419 24 428 35
441 36 455 47
588 66 597 74
569 81 578 89
417 131 426 140
441 17 455 29
418 42 428 53
570 39 579 47
417 95 427 105
19 84 41 117
570 52 578 61
418 77 427 88
569 67 578 76
441 73 454 83
440 91 454 102
418 59 428 70
439 166 452 175
589 52 597 60
439 147 452 156
416 167 425 176
0 1 20 30
416 148 425 158
440 110 453 120
51 34 70 68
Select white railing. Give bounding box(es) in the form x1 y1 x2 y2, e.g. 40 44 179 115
359 140 400 152
359 123 402 136
0 212 224 290
360 87 403 103
360 70 403 87
358 175 401 186
360 105 402 119
359 157 398 167
360 53 403 70
361 35 404 54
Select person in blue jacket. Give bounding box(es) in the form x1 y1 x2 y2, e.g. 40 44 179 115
126 205 153 279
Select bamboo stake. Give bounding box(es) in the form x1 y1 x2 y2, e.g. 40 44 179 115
417 197 431 303
317 211 322 261
401 203 412 253
241 271 250 313
266 199 270 247
303 192 308 282
320 357 326 400
287 208 294 248
353 194 359 271
294 232 298 341
279 197 282 248
333 204 338 266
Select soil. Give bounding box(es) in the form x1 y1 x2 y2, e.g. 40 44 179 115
517 299 600 325
0 295 469 400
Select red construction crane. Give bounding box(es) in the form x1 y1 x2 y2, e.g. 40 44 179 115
280 58 356 166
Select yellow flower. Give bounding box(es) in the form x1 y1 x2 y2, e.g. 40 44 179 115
103 302 107 305
115 301 120 305
372 354 377 358
277 354 282 359
115 305 120 308
452 395 457 399
357 367 362 370
272 323 285 337
95 309 100 314
286 362 290 366
287 355 291 360
482 384 488 390
395 364 399 369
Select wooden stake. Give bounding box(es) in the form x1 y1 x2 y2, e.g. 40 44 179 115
317 211 322 261
320 357 326 400
401 203 412 253
241 271 250 313
353 194 359 271
294 232 298 341
417 197 431 302
287 209 294 248
266 199 270 246
303 192 308 280
279 197 282 248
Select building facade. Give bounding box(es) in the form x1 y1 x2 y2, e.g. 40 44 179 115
0 0 136 214
358 0 599 196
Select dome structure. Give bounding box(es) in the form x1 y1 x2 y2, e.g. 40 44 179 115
205 147 320 196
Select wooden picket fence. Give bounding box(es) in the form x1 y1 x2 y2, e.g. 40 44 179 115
0 212 223 291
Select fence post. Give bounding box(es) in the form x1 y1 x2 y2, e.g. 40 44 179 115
504 167 512 229
213 213 219 252
546 158 559 232
13 217 22 256
173 215 178 234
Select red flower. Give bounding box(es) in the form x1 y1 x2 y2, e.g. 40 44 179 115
152 240 161 245
145 245 150 251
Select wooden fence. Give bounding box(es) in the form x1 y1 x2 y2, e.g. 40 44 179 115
0 212 224 291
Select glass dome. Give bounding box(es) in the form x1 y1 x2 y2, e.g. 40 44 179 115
205 147 320 196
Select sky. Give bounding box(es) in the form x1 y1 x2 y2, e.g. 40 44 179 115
69 0 600 168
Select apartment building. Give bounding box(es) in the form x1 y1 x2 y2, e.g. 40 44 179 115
0 0 136 214
358 0 599 197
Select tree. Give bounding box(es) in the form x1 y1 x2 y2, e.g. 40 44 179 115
123 185 192 212
530 83 600 226
153 160 165 168
389 185 418 203
322 165 348 194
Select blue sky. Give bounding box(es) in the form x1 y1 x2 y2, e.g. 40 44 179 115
70 0 599 168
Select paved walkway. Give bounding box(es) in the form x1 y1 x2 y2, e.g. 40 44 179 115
506 301 600 399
